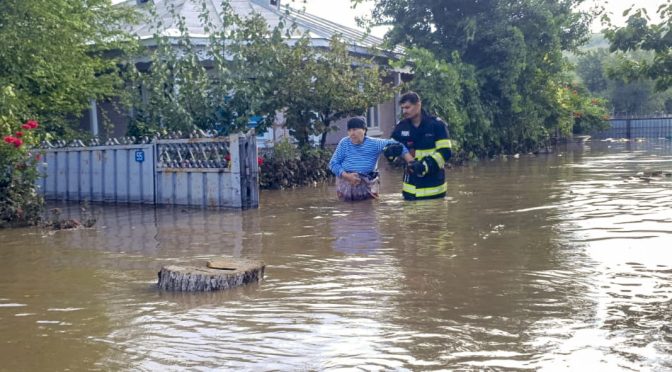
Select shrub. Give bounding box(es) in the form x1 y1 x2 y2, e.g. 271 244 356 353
259 142 333 189
1 119 44 227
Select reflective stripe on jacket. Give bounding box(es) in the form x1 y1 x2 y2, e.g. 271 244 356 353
392 114 453 200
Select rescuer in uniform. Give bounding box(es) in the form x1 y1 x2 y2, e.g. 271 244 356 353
384 91 454 200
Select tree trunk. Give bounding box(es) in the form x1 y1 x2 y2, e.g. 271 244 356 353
320 131 328 148
157 258 265 292
319 117 331 149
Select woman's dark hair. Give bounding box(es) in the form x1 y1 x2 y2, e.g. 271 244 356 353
399 91 421 105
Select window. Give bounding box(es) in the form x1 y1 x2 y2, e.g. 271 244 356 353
366 105 380 129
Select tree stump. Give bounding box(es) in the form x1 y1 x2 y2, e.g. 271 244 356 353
157 258 265 292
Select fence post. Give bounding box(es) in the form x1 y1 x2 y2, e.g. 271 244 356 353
626 119 632 139
249 131 259 208
229 134 242 208
238 130 259 209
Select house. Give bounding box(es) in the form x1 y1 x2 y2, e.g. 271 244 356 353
83 0 410 145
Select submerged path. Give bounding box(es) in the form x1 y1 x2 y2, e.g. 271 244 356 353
1 140 671 370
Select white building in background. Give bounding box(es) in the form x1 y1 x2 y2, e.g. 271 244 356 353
83 0 410 146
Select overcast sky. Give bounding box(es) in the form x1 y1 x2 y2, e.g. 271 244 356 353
114 0 668 36
295 0 668 36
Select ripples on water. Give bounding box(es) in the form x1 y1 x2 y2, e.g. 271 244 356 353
0 140 671 371
533 143 672 371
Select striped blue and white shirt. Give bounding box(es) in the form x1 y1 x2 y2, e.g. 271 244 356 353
329 137 408 176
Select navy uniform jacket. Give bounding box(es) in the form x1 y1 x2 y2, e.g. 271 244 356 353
391 113 453 200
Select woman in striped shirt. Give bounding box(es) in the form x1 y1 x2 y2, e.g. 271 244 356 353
329 117 412 201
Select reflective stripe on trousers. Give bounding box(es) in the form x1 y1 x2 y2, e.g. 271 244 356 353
402 182 447 197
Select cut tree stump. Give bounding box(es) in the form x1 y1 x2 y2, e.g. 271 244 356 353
157 258 265 292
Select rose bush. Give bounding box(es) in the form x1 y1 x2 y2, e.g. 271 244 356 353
1 118 44 227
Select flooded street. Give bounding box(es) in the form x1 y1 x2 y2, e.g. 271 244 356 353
1 140 671 371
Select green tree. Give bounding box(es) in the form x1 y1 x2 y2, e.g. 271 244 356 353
605 3 672 91
575 48 672 115
355 0 604 154
556 84 610 134
129 1 393 147
126 1 237 136
0 0 138 137
126 1 280 137
609 79 662 115
1 0 137 226
392 48 487 156
259 36 393 147
210 11 393 148
576 49 610 93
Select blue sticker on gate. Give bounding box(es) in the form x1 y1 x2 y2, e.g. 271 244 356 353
135 150 145 163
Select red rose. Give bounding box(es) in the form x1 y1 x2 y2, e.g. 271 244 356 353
25 120 38 129
13 138 23 147
224 154 231 161
257 156 264 166
3 136 14 144
21 124 31 130
15 131 24 137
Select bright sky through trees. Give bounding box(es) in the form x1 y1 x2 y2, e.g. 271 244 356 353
298 0 667 36
111 1 668 36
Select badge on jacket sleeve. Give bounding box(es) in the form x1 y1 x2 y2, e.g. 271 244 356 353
401 130 410 137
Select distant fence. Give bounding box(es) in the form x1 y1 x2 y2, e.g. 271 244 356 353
592 117 672 139
37 132 259 209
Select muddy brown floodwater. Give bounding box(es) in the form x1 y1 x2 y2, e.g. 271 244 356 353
1 140 671 371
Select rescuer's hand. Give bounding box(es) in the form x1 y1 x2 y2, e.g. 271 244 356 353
407 160 428 177
383 143 403 161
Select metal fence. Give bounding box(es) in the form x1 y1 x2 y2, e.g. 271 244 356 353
37 132 259 209
39 144 155 204
592 117 672 139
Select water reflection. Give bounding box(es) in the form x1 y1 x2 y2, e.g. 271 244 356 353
378 154 601 369
1 140 671 370
329 201 382 255
0 238 116 371
38 203 264 262
527 140 672 370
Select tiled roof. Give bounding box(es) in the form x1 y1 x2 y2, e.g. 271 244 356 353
117 0 401 55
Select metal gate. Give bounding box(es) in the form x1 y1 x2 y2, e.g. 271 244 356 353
37 132 259 209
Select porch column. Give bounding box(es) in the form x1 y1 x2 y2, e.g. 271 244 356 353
89 98 99 136
394 71 402 120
